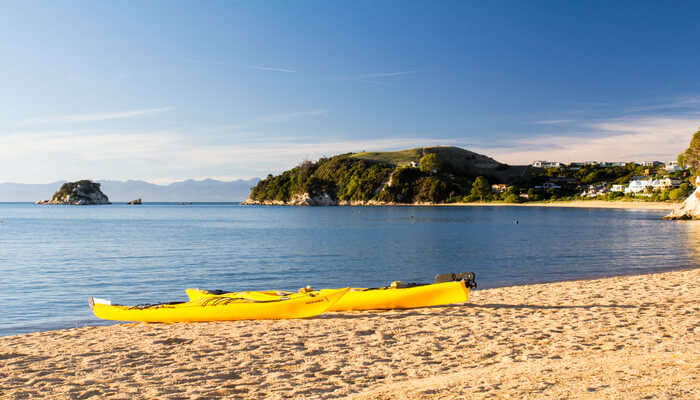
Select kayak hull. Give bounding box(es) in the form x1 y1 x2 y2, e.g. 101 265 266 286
90 287 349 322
331 281 469 311
186 281 470 312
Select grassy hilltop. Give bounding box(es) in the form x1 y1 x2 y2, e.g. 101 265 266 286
248 146 532 204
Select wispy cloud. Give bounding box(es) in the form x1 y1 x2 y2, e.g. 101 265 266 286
0 129 455 183
479 116 700 164
623 96 700 113
356 71 414 79
249 65 296 73
19 107 172 125
530 119 575 125
257 110 328 123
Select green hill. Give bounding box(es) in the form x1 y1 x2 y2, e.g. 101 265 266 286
350 148 423 166
246 146 533 205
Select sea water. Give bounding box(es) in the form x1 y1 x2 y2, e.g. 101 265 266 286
1 202 698 336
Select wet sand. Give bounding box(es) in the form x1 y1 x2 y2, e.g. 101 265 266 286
1 268 698 399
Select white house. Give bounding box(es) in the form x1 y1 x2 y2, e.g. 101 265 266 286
409 161 420 168
638 161 661 167
665 161 680 172
611 184 626 192
650 178 681 190
491 184 507 193
581 184 609 198
625 179 652 194
599 162 627 167
532 161 562 168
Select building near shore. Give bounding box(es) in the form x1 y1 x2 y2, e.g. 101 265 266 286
491 184 507 193
531 161 562 168
611 184 626 192
665 161 681 172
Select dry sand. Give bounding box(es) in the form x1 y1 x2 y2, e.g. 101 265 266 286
447 200 676 210
1 269 698 399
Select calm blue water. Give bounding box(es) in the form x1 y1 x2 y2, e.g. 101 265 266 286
1 202 698 336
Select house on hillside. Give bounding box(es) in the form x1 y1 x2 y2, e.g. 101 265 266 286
491 184 507 193
650 178 681 190
532 161 562 168
665 161 680 172
625 179 652 194
611 184 626 192
599 162 628 167
581 184 609 198
409 161 420 168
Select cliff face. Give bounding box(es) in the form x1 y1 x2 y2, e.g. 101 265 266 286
664 187 700 220
38 180 111 205
244 192 337 206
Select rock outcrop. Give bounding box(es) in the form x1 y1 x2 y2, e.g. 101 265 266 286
243 192 401 206
663 187 700 220
127 198 143 205
38 180 111 205
243 191 338 206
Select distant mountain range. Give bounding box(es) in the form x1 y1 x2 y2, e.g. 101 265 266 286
0 178 260 202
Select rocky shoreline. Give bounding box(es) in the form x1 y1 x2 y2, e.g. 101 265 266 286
663 187 700 219
241 195 678 209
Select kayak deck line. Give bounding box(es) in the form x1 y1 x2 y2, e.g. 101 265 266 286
186 272 478 312
89 288 350 322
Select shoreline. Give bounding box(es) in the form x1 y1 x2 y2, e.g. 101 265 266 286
4 266 694 337
2 268 698 399
443 199 676 210
245 199 678 211
3 200 679 210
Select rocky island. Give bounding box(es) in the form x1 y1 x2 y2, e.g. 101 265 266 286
36 180 111 205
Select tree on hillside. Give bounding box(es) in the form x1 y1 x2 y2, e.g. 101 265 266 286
419 153 443 174
678 126 700 172
471 176 490 201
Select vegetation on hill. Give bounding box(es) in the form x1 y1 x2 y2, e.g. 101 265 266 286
250 155 395 203
53 180 103 200
523 163 691 202
249 149 493 204
44 179 111 205
248 145 695 205
351 149 423 166
678 126 700 173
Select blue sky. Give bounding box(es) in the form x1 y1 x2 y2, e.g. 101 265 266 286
2 1 700 183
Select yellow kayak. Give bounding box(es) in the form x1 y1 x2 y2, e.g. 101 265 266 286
186 273 476 311
89 287 349 322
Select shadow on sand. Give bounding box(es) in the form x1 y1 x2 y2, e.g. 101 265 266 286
318 302 641 320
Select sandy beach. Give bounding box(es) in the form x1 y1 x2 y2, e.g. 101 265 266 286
1 269 698 399
447 200 677 210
